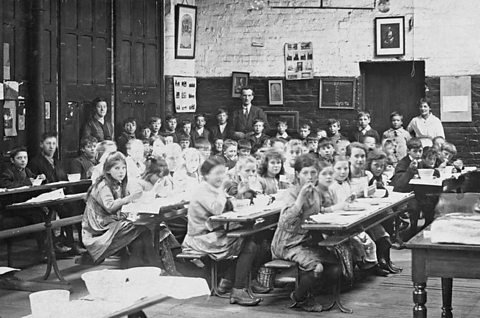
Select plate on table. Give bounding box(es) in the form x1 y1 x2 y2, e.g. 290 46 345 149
343 204 367 211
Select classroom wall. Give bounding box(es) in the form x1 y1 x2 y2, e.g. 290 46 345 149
166 0 480 163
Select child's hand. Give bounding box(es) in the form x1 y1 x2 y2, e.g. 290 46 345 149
409 160 419 170
129 190 143 202
346 193 356 203
238 181 250 195
453 159 464 171
297 182 314 203
37 174 46 180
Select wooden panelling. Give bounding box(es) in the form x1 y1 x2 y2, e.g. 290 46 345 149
78 35 93 84
78 0 93 31
93 37 107 84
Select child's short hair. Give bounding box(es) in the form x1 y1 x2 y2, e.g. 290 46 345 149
418 97 431 107
80 136 98 149
270 137 287 145
441 142 457 155
406 138 423 150
276 120 287 127
318 137 334 149
432 136 445 144
422 147 439 159
149 116 161 125
357 110 371 119
40 132 57 142
194 113 206 121
9 146 28 159
200 157 225 176
223 139 238 152
360 135 377 144
194 137 211 150
390 111 403 121
178 134 191 142
253 118 265 126
333 154 349 164
216 108 228 116
238 139 252 151
299 123 311 130
327 118 340 126
165 114 177 122
181 119 192 126
346 142 368 157
293 154 319 173
383 138 396 148
306 135 319 142
366 149 387 168
123 117 136 126
143 157 169 180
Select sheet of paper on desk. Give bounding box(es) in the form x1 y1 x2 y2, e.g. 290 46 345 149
309 213 360 225
121 196 185 214
0 266 19 276
23 188 65 203
220 200 283 218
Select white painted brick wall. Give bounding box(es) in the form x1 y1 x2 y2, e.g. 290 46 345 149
190 0 480 77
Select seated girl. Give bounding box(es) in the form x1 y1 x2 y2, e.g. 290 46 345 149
125 139 146 183
164 143 184 176
90 140 117 181
284 139 304 184
351 147 401 274
132 157 179 275
271 154 340 312
82 152 161 268
224 156 263 200
330 155 386 276
173 148 202 193
182 158 263 306
365 149 391 191
257 149 289 195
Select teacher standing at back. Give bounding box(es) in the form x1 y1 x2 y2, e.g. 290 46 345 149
231 87 268 140
407 97 445 140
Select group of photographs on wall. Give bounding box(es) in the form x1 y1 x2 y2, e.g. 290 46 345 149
284 41 314 80
173 77 197 113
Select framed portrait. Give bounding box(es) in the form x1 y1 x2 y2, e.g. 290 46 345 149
175 4 197 59
374 16 405 56
231 72 249 98
264 110 299 132
268 80 284 105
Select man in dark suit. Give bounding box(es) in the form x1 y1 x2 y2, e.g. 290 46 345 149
209 108 233 142
230 87 268 140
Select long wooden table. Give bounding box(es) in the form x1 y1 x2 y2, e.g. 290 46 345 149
208 202 283 238
5 193 87 285
405 226 480 318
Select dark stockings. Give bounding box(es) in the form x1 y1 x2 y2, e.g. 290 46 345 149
233 240 258 289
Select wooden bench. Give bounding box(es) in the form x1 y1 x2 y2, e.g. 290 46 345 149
0 215 83 267
176 250 230 298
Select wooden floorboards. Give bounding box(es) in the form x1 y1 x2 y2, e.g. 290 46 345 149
2 241 480 318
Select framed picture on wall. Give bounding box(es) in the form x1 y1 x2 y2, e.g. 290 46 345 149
231 72 249 98
268 80 284 105
374 16 405 56
175 4 197 59
264 110 299 132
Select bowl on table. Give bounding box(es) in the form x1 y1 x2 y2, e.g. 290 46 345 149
418 168 435 179
126 266 162 285
29 289 70 317
67 173 81 182
30 178 43 186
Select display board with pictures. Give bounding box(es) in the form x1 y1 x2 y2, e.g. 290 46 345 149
173 76 197 113
284 42 314 80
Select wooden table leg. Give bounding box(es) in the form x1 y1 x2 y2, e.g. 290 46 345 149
413 282 427 318
441 278 453 318
323 275 353 314
42 207 66 282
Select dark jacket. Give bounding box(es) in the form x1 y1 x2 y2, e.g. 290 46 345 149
351 128 380 143
160 130 178 143
246 132 269 153
230 105 268 134
82 118 114 142
209 123 233 142
28 154 68 183
69 154 96 179
117 132 136 155
391 156 415 192
0 164 36 188
192 128 211 147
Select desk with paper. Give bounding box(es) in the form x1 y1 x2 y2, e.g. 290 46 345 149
209 200 284 238
301 192 415 246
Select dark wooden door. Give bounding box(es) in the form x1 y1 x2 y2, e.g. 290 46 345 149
59 0 112 159
360 61 425 136
115 0 162 133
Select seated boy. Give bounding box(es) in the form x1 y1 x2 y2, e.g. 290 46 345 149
192 114 210 147
382 111 411 161
238 139 253 158
246 119 269 153
326 118 342 143
269 137 287 153
335 138 350 157
275 120 291 141
117 117 137 155
178 134 191 151
352 110 380 143
70 136 97 179
161 115 178 143
306 135 319 154
149 116 162 139
297 123 311 144
218 139 238 170
317 137 335 163
178 119 193 145
193 137 212 162
361 135 378 152
209 108 232 142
